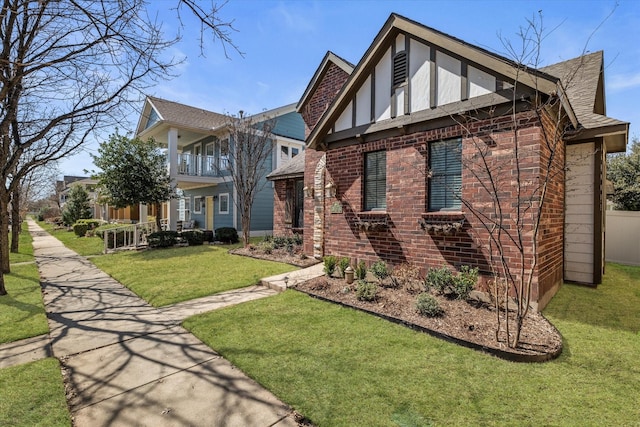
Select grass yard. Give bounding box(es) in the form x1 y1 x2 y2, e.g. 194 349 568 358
38 222 104 256
1 228 49 344
90 244 296 307
0 359 71 427
184 263 640 427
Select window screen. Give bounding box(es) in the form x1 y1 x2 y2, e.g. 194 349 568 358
429 139 462 211
364 151 387 211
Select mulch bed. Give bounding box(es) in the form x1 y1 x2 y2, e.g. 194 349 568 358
229 248 562 361
229 246 319 268
295 276 563 362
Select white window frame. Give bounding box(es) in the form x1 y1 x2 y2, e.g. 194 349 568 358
193 196 203 214
219 193 230 214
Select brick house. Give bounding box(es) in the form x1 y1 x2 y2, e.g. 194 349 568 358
268 14 628 310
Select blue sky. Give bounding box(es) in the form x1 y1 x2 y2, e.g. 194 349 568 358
61 0 639 175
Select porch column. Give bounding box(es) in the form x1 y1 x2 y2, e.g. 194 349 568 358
167 127 178 179
139 204 148 223
167 127 179 231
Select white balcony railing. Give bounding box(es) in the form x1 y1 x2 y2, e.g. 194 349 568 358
176 153 228 177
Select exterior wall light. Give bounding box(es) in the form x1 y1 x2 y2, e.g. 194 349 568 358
303 186 314 198
325 181 337 198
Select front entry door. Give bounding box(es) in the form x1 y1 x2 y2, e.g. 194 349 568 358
206 196 214 230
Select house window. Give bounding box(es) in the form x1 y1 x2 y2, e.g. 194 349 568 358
193 196 203 214
364 151 387 211
429 138 462 211
219 193 229 214
285 179 304 228
219 139 229 170
393 51 408 87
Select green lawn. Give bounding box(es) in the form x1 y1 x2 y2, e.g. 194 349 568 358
184 263 640 427
1 228 49 345
0 359 71 427
90 244 296 307
38 222 104 256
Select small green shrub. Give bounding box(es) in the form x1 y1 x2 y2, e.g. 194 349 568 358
181 230 204 246
452 265 478 300
370 260 389 282
424 266 455 294
148 231 179 248
292 233 303 246
415 292 444 317
273 235 288 248
355 260 367 280
258 241 274 254
356 280 377 302
338 257 351 278
323 255 337 276
215 227 239 244
425 265 478 300
72 223 89 237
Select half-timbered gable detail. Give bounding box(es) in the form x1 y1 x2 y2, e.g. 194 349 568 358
289 13 628 311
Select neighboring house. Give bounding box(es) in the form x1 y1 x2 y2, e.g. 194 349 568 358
135 96 305 234
270 13 628 310
58 176 103 220
58 176 147 223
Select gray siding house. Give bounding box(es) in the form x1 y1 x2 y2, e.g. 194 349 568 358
135 96 305 234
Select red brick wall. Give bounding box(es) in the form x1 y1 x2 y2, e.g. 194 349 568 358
272 180 288 236
300 62 351 136
317 110 564 309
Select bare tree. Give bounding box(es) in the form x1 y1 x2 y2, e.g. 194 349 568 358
224 111 276 246
0 0 238 295
448 15 589 348
10 162 60 252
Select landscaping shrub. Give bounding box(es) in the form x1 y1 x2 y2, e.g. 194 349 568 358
273 235 288 248
425 265 478 300
291 233 303 246
338 257 351 278
355 260 367 280
147 231 179 248
452 265 478 300
215 227 239 244
258 241 274 254
181 230 204 246
356 280 377 301
415 292 444 317
323 255 337 276
391 263 422 293
424 266 455 294
370 260 389 283
201 229 214 242
72 223 89 237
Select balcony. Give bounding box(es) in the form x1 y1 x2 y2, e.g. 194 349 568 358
176 153 229 177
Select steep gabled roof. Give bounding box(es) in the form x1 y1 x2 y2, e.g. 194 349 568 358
296 51 355 113
542 51 628 152
266 150 306 181
141 96 228 133
307 13 564 149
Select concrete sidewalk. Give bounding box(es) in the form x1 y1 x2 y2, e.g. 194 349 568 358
14 220 314 427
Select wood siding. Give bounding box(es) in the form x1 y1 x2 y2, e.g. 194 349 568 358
565 143 595 283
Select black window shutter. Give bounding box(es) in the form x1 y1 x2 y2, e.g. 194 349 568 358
365 151 386 211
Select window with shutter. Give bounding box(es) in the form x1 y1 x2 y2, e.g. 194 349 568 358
364 151 387 211
429 139 462 211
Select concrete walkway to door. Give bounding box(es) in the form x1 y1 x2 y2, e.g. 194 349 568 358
25 219 300 427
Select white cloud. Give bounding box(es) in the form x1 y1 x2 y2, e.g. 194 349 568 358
608 72 640 91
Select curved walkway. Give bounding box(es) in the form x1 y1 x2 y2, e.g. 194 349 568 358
0 220 325 427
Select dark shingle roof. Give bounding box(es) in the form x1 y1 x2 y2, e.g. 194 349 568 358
266 151 305 180
147 96 228 131
541 52 627 130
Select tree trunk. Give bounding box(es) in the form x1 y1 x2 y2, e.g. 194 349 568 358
11 186 20 253
0 189 11 274
242 205 251 247
155 202 162 231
